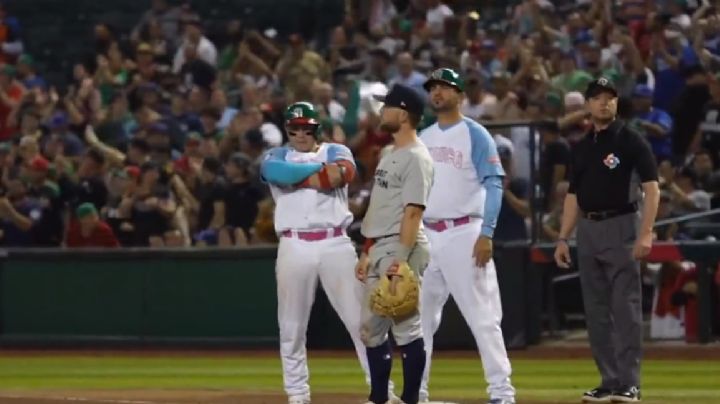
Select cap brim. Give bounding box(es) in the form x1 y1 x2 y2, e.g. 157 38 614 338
372 94 387 102
423 79 461 92
586 87 618 98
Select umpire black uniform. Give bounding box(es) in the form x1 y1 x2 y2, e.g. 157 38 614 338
555 77 660 403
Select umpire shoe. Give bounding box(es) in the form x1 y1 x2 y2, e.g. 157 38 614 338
611 386 641 402
582 387 614 402
488 399 515 404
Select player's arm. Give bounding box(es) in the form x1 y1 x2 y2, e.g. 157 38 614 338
470 125 505 239
632 133 660 259
260 147 323 186
298 144 357 190
395 154 434 263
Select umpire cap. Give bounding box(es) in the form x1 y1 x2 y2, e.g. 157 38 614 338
585 76 618 99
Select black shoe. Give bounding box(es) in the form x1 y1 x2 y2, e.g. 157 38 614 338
611 386 641 402
582 387 614 402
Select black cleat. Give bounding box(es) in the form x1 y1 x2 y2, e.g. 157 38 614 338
610 386 641 402
582 387 614 402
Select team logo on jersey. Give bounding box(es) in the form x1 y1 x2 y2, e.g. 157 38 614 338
603 153 620 169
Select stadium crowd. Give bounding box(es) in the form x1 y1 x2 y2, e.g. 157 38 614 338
0 0 718 250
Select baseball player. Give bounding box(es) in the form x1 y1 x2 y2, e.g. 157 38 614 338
260 102 376 404
418 69 516 404
357 84 434 404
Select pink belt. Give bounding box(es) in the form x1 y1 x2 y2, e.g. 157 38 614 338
424 216 471 232
280 227 344 241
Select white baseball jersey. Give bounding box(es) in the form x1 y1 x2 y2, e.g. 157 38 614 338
419 117 504 221
266 143 354 232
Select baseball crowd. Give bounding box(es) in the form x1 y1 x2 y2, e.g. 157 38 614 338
0 0 718 251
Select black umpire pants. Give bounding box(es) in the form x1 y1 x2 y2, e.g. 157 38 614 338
577 213 642 389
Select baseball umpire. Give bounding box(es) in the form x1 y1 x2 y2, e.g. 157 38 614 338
356 84 434 404
554 77 660 403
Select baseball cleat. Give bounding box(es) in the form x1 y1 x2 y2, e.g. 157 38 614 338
488 399 516 404
582 387 613 402
610 386 641 402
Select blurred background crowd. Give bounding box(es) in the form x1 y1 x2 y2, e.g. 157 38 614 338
0 0 718 251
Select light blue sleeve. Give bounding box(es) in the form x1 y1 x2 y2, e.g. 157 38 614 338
468 119 505 180
480 176 503 238
326 143 356 167
468 119 505 238
260 147 323 186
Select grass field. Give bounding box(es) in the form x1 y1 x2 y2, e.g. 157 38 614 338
0 353 717 403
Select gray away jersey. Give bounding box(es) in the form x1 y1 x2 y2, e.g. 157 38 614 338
361 141 434 238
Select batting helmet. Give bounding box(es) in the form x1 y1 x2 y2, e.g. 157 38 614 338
284 102 321 137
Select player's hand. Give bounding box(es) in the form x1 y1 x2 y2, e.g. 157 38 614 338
326 164 344 187
355 253 369 282
554 239 572 269
632 232 653 259
386 260 405 295
472 236 493 268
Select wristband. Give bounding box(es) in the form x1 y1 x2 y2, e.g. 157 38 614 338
558 238 569 245
362 238 374 254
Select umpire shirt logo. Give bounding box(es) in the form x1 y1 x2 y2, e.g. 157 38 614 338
603 153 620 170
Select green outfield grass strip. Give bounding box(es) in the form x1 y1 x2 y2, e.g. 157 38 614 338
0 356 717 403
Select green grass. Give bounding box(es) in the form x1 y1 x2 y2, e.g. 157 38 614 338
0 355 717 403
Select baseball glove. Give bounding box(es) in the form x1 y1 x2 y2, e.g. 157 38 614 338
370 262 419 319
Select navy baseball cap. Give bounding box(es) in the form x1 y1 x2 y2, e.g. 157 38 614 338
373 84 425 116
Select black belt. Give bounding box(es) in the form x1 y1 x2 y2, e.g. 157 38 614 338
582 204 636 221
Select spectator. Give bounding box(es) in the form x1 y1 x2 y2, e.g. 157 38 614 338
26 155 63 246
211 89 238 130
220 152 262 246
172 16 217 73
70 149 109 212
193 157 226 246
388 52 426 96
630 84 674 162
66 202 120 248
0 3 23 64
669 166 712 215
689 149 718 191
16 54 45 90
495 151 530 242
0 172 41 247
132 0 182 50
120 161 177 246
697 72 720 163
275 33 329 101
538 120 571 210
312 80 346 123
461 74 497 121
0 65 24 140
671 64 711 160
